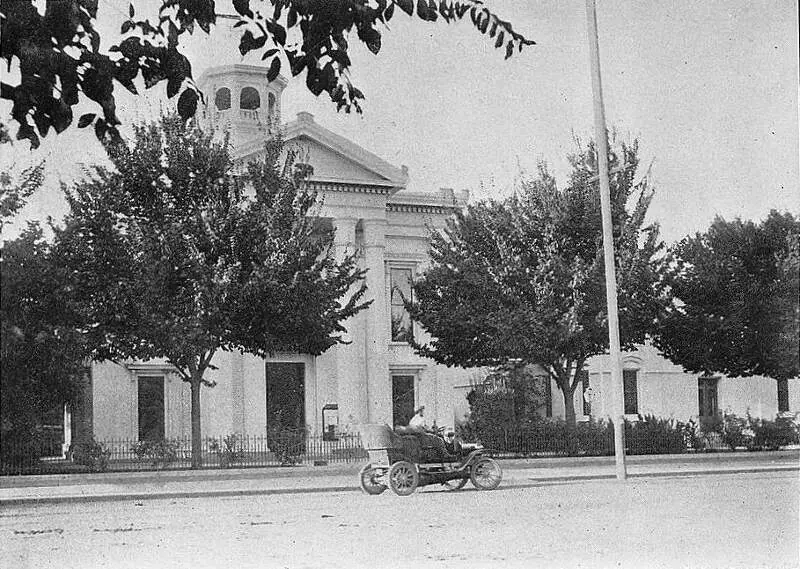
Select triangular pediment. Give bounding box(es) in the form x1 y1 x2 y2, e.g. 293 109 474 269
235 113 407 190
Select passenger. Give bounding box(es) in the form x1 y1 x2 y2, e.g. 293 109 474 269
406 406 450 461
407 406 428 433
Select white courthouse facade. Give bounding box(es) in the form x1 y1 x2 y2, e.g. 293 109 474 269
85 64 796 448
91 64 475 442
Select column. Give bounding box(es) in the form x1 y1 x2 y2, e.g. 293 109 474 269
362 218 391 425
333 217 367 430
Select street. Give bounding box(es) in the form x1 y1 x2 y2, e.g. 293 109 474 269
1 469 797 569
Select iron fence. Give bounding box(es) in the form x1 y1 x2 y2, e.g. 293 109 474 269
1 432 367 476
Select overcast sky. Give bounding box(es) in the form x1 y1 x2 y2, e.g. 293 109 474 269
2 0 798 243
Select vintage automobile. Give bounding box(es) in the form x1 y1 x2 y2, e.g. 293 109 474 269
358 423 503 496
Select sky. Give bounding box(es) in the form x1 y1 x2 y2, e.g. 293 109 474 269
2 0 798 243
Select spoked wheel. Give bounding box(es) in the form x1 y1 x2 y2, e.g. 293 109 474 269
388 461 419 496
359 464 387 495
441 477 468 491
470 457 502 490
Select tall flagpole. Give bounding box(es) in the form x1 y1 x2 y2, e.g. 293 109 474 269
585 0 627 481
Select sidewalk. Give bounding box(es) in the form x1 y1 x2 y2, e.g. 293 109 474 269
1 450 797 506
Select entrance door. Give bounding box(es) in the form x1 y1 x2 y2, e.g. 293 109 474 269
138 376 165 441
266 363 305 431
392 375 415 428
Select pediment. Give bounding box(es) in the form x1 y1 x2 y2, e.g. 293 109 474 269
235 113 407 190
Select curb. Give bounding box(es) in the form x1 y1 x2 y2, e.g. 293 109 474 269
3 464 796 507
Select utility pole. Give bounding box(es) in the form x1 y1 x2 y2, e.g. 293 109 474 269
585 0 627 481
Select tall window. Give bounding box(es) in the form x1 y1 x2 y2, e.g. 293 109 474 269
578 369 590 416
698 376 718 420
138 376 165 441
240 87 260 110
214 87 231 110
390 268 413 342
623 370 639 415
777 378 789 413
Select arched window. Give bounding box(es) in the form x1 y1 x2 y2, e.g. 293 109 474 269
268 92 276 117
214 87 231 110
240 87 261 110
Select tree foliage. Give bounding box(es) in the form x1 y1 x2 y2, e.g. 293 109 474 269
1 0 534 149
0 162 45 233
54 114 370 466
1 224 86 461
409 138 668 429
654 211 800 382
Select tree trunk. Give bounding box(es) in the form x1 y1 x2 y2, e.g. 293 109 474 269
190 376 202 469
561 383 578 455
563 388 577 433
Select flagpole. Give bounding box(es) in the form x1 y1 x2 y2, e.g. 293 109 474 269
585 0 627 481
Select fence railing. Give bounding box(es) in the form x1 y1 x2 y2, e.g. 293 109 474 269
1 433 367 476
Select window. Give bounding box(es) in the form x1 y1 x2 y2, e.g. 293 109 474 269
623 370 639 415
392 375 415 428
138 376 165 441
390 268 413 342
533 374 552 418
214 87 231 110
777 378 789 413
698 376 718 419
578 370 590 416
240 87 260 110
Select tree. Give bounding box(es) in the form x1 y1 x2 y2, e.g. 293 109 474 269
0 162 45 233
1 0 534 149
1 224 86 464
654 211 800 383
54 114 370 467
409 138 668 432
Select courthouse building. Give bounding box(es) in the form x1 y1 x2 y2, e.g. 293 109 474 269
72 64 795 452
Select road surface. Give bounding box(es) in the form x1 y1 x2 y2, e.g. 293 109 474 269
1 469 797 569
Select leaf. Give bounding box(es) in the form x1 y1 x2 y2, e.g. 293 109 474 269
287 7 298 28
239 30 267 55
495 31 504 49
396 0 413 16
167 77 182 98
358 26 381 55
94 118 107 140
233 0 253 18
129 3 134 18
384 2 394 21
267 57 281 83
177 88 198 120
78 113 96 128
505 41 514 60
261 48 279 60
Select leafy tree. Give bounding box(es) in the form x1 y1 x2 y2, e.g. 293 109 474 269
654 211 800 382
54 114 369 467
1 224 86 464
1 0 534 149
409 138 668 432
0 162 45 233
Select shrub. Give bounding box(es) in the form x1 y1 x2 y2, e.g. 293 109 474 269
71 438 109 472
625 415 686 455
719 412 750 450
750 416 799 450
131 439 179 468
267 426 306 466
209 434 246 468
576 419 613 456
